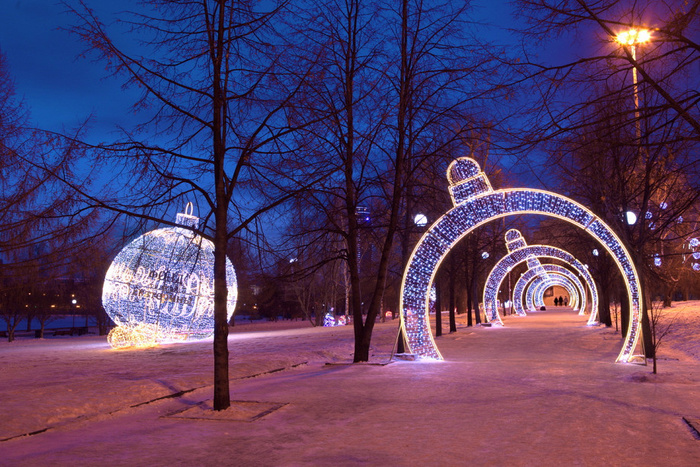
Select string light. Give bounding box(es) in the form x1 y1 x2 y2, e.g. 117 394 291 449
399 158 641 362
540 265 587 312
103 204 237 348
483 230 598 326
514 265 587 314
324 313 337 327
528 275 579 310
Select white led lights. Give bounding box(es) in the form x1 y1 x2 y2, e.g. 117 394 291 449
399 158 641 363
514 265 586 314
483 240 598 325
528 274 579 310
539 265 587 312
103 204 237 348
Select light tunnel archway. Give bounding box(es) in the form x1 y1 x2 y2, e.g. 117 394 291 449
514 265 587 314
517 272 581 313
527 266 586 312
482 230 597 325
399 157 642 363
528 273 580 311
508 266 582 314
538 265 588 312
528 274 580 310
483 245 599 325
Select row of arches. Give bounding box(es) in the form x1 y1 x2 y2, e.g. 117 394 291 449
399 158 642 363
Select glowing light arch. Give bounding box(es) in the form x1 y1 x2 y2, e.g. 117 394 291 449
399 157 641 363
529 275 579 310
510 267 581 315
519 273 579 312
483 244 599 326
513 265 586 313
536 265 588 312
527 274 580 310
516 263 588 313
529 265 587 312
484 230 594 319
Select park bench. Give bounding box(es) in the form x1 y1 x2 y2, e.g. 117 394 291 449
51 327 89 337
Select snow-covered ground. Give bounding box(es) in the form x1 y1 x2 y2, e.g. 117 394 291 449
1 304 700 465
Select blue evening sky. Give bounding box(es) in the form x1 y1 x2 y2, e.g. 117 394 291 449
1 0 140 138
0 0 535 138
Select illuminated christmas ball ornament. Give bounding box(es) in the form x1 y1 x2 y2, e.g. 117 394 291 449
102 204 237 348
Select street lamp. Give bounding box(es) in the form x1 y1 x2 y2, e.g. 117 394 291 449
413 213 428 228
615 28 651 142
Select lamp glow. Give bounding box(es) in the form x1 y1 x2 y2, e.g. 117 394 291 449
102 205 237 348
616 28 651 46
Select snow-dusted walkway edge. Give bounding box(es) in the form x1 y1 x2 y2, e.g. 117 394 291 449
2 304 700 465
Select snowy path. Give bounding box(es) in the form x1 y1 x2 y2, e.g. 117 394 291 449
2 308 700 465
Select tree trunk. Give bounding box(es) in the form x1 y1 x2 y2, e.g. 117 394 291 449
599 281 612 327
620 286 629 338
212 5 230 410
472 279 481 325
464 247 473 327
449 255 457 333
353 0 410 362
663 282 674 308
435 279 442 337
212 184 231 411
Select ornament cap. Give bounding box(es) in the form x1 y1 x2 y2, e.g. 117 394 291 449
447 157 493 206
176 202 199 228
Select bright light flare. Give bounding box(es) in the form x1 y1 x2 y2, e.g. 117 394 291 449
616 28 651 46
414 213 428 227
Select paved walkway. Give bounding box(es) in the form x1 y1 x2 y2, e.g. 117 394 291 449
3 309 700 465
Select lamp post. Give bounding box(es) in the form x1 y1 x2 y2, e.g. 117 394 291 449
615 28 651 142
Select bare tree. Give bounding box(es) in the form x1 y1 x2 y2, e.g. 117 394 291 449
286 0 501 361
38 0 333 410
647 298 679 374
503 0 700 360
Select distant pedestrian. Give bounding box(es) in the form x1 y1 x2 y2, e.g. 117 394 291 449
558 296 563 307
564 297 568 307
554 297 559 306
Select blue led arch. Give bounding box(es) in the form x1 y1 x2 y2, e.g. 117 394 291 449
528 274 580 310
514 265 586 314
483 244 598 326
399 157 642 363
537 265 589 313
